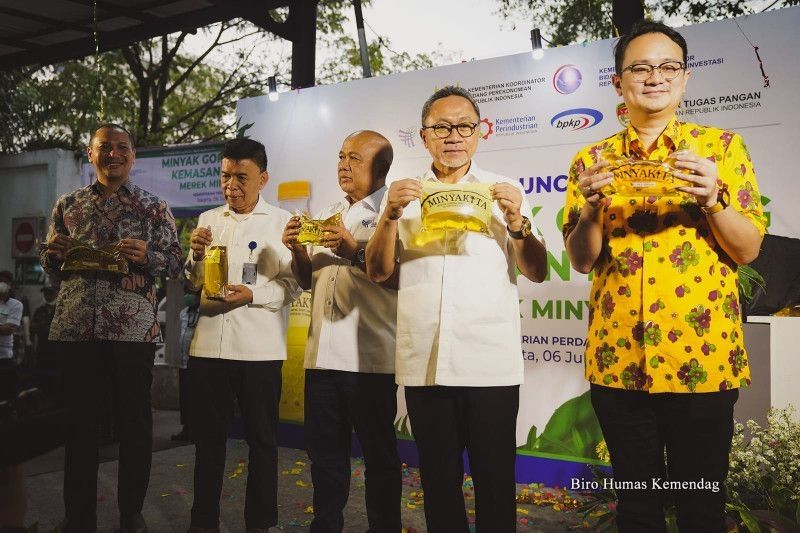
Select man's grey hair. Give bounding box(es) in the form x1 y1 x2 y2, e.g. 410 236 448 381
0 282 9 295
420 86 481 125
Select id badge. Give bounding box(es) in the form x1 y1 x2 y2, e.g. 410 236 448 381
242 263 257 285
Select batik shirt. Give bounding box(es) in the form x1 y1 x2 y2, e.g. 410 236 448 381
39 181 182 342
563 118 766 393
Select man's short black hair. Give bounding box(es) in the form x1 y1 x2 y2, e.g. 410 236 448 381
421 86 481 125
90 123 135 147
614 20 688 75
221 138 268 172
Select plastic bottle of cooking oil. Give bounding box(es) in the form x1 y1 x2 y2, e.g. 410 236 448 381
277 180 312 422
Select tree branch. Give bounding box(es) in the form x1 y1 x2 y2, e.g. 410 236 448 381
162 23 226 101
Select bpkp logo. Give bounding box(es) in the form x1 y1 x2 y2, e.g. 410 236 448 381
552 64 582 95
550 108 603 131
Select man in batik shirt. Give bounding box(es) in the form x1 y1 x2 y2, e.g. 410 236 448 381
40 124 182 533
563 21 765 532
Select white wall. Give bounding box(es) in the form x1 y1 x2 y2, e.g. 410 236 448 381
0 148 81 308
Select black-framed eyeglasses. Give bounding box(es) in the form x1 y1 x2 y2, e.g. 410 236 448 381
422 122 479 139
621 61 686 82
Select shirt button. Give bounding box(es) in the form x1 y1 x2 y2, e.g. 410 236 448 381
326 300 332 306
329 277 335 282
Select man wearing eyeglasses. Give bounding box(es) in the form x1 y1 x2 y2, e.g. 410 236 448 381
366 86 547 532
563 21 765 532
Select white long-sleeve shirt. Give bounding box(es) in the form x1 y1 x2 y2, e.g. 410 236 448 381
185 197 301 361
388 162 544 386
304 187 398 374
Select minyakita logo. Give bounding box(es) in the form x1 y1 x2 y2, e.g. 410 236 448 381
422 191 489 210
550 108 603 131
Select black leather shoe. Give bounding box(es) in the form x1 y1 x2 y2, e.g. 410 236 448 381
170 427 190 441
120 512 147 533
59 517 97 533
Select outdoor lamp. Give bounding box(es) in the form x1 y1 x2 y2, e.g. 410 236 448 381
268 76 279 102
531 28 544 60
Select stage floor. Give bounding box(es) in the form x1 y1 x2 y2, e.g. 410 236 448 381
23 410 586 532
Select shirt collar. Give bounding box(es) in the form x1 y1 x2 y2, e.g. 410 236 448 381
623 116 681 157
348 186 386 213
422 160 482 183
223 195 270 216
90 179 133 195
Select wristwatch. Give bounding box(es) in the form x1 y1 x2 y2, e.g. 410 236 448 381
507 216 532 240
700 195 728 216
352 247 366 266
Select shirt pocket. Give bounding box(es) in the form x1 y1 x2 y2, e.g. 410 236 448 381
253 244 282 281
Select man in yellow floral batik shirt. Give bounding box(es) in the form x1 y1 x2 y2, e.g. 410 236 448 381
563 21 766 533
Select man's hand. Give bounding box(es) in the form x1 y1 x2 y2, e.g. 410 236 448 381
385 179 422 220
45 234 72 261
190 227 212 261
321 221 358 260
281 216 305 253
492 182 525 231
673 151 719 208
577 161 614 210
223 284 253 306
118 238 149 265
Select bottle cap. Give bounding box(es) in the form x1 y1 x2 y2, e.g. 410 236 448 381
277 181 311 200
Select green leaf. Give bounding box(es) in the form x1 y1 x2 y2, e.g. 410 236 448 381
665 506 680 533
727 503 763 533
517 424 538 451
737 265 766 304
521 391 604 459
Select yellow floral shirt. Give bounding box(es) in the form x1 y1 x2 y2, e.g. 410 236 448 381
563 118 766 393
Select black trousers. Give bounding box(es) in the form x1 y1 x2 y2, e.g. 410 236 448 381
59 341 155 532
0 358 17 403
304 369 402 533
178 367 189 427
187 357 282 529
590 384 739 533
404 385 519 533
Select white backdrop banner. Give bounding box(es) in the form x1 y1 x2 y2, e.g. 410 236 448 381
237 9 799 462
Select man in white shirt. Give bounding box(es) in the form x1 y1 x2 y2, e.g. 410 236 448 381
366 86 548 532
185 138 301 533
282 131 401 532
0 282 23 402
